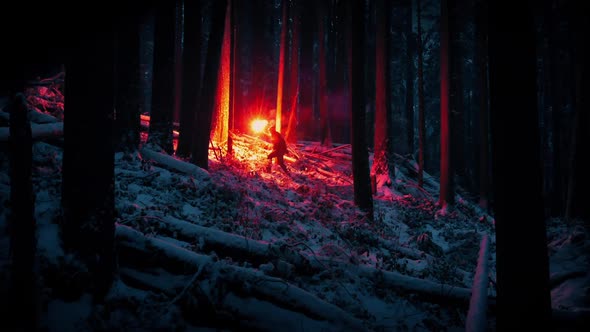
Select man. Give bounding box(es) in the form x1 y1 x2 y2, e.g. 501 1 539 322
266 128 290 175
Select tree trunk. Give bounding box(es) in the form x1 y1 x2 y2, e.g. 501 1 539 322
405 0 415 156
565 1 590 222
488 1 552 329
210 2 232 145
177 0 202 158
416 0 426 188
228 0 237 156
318 2 332 147
62 29 116 300
371 0 393 181
449 1 465 190
439 0 454 208
275 0 288 133
284 0 300 144
147 0 177 154
191 0 228 169
115 18 142 153
475 0 489 211
349 0 374 221
8 89 37 331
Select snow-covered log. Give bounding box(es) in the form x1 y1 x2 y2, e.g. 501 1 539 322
355 264 474 301
139 147 210 181
0 122 63 142
221 266 366 331
114 224 366 331
154 216 313 273
29 110 59 124
144 216 474 303
465 234 490 332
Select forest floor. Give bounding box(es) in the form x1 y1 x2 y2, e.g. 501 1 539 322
0 84 589 331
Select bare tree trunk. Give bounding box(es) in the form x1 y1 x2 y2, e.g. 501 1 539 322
349 0 374 221
405 0 415 156
488 1 552 329
416 0 426 188
284 0 300 144
191 0 228 169
177 0 202 158
372 0 393 180
439 0 454 208
147 0 176 154
565 1 590 223
62 27 116 300
275 0 288 133
228 0 237 155
8 88 37 331
318 2 332 147
475 0 489 210
115 18 141 153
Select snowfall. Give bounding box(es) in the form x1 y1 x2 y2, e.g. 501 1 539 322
0 86 589 332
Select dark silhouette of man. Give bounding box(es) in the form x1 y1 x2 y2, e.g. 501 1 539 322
266 128 290 175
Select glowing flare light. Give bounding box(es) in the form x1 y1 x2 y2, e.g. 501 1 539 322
251 119 269 134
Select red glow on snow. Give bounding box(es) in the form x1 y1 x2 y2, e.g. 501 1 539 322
251 119 269 134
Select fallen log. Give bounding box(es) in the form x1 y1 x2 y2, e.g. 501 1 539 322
465 234 490 332
139 147 209 181
153 216 313 273
115 224 366 331
140 216 476 303
0 122 63 142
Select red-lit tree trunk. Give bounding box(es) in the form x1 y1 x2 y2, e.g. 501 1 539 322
148 0 176 154
177 0 202 158
8 87 37 331
191 0 227 170
275 0 288 133
475 0 489 210
488 1 552 329
405 0 414 156
416 0 426 188
228 0 237 155
115 18 142 153
439 0 454 208
211 1 231 145
318 2 332 148
284 0 300 144
62 28 116 300
372 0 393 181
349 0 374 221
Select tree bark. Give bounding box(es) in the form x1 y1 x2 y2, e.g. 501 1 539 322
405 0 415 156
177 0 202 158
147 0 176 154
318 2 332 148
115 17 142 153
488 1 553 329
475 0 489 211
416 0 426 188
284 0 300 144
8 90 38 331
191 0 228 170
349 0 374 221
371 0 393 181
439 0 454 208
62 27 116 300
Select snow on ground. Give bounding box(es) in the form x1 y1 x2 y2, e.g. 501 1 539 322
0 90 589 331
